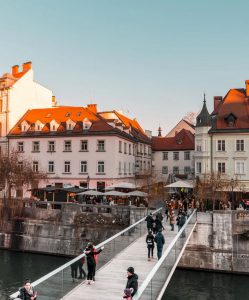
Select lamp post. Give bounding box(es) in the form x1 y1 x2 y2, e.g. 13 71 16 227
231 178 235 210
87 175 90 190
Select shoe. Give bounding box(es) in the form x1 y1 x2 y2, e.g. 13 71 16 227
90 280 95 285
148 258 151 261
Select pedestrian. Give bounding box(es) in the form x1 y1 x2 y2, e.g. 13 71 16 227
165 202 169 221
146 230 154 261
152 215 157 234
126 267 138 297
145 212 154 232
85 242 104 285
154 228 165 259
123 288 132 300
169 211 175 231
155 215 164 234
70 260 78 282
18 279 37 300
78 252 86 279
176 212 186 237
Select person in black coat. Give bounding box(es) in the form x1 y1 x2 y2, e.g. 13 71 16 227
145 213 154 232
146 230 155 261
18 279 37 300
126 267 138 297
85 243 104 285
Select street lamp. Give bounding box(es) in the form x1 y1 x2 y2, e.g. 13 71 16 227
87 175 90 190
231 178 235 210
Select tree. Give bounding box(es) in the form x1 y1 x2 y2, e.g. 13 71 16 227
0 150 47 200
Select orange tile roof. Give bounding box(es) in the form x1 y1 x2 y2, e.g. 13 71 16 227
152 129 195 151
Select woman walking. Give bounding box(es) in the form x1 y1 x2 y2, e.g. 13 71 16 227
146 230 154 261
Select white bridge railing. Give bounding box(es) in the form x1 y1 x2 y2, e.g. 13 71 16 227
10 207 162 300
133 209 197 300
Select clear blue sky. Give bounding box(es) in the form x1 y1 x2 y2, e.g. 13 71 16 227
1 0 249 135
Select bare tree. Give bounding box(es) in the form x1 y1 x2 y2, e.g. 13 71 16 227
0 150 47 200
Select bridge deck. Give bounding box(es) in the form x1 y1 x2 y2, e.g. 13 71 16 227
62 222 177 300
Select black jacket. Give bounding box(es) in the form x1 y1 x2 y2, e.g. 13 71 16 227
126 273 138 296
19 287 37 300
85 247 102 266
146 233 155 247
145 215 154 228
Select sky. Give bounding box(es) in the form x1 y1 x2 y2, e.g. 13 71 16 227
1 0 249 135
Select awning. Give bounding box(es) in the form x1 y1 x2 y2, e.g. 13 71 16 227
78 190 104 196
127 190 148 197
106 182 136 190
165 180 193 189
104 191 128 196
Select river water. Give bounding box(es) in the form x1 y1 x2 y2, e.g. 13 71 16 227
1 249 249 300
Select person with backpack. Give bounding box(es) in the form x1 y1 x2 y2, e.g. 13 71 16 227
146 230 155 261
154 228 165 259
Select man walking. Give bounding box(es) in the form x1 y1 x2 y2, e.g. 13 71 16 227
126 267 138 297
145 212 154 232
154 228 165 259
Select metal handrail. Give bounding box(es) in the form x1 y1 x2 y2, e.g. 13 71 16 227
10 207 162 299
133 209 197 300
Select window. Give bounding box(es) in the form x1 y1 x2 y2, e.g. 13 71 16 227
162 166 168 174
173 166 179 174
196 162 202 174
184 166 191 174
119 141 122 153
129 162 131 174
163 152 168 160
236 140 244 152
48 161 55 173
48 141 55 152
124 143 127 154
119 161 122 174
97 161 105 173
184 151 190 160
217 140 225 151
17 142 24 152
80 161 87 173
124 162 127 174
144 145 147 155
97 140 105 152
18 161 23 171
80 140 88 151
129 144 131 155
235 162 245 174
64 161 71 173
32 141 40 152
196 145 202 152
218 162 225 174
33 161 39 173
64 141 72 152
173 152 179 160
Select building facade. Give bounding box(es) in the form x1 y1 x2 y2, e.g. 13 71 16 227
152 129 195 182
8 105 151 196
195 83 249 190
0 62 54 151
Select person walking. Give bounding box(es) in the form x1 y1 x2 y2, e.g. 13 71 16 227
126 267 138 297
155 215 164 234
18 279 37 300
145 213 154 232
85 242 104 285
176 212 186 237
78 253 86 279
123 288 132 299
169 211 175 231
70 260 78 282
154 228 165 259
146 230 154 261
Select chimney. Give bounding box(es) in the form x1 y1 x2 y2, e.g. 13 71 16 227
52 96 57 107
22 61 32 72
12 65 19 75
245 80 249 97
87 104 97 114
214 96 223 110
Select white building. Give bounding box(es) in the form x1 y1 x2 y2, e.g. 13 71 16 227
0 62 54 151
195 83 249 190
152 128 195 182
8 105 151 196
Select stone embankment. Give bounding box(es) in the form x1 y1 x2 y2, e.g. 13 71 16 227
0 199 148 256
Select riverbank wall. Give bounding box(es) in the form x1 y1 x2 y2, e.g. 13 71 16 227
0 200 148 256
180 210 249 274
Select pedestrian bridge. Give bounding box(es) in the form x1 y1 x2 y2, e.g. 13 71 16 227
10 208 197 300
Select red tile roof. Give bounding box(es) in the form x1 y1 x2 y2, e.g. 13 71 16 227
152 129 194 151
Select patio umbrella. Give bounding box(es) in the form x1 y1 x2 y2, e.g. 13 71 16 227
104 191 128 196
127 190 148 197
78 190 104 196
106 182 136 190
165 180 193 189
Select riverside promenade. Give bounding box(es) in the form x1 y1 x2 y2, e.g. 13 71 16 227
63 225 177 300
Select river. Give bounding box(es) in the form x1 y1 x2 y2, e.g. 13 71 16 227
1 250 249 300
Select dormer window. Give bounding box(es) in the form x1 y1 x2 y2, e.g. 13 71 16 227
225 113 237 127
66 119 75 131
50 120 59 132
21 121 29 132
35 120 43 131
83 118 92 130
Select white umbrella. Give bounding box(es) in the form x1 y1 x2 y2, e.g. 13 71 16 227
104 191 128 196
127 190 148 197
165 180 193 189
106 182 136 190
78 190 104 196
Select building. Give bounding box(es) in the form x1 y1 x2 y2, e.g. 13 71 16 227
166 118 195 137
152 128 195 182
8 105 151 196
0 62 54 152
195 83 249 189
